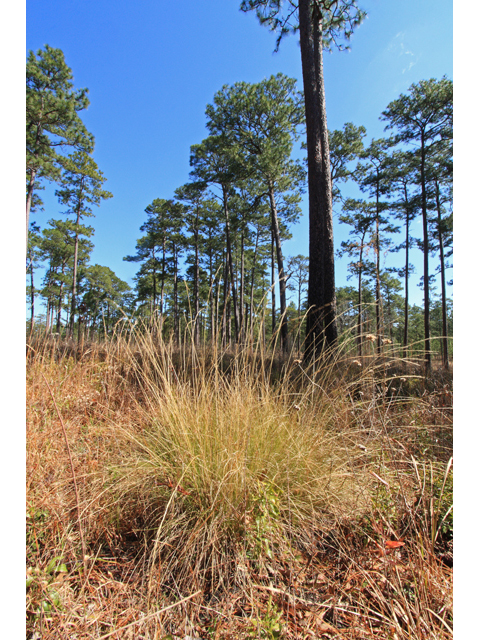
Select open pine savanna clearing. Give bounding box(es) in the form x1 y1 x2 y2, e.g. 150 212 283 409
26 1 453 637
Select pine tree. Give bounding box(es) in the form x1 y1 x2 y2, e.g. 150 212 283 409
338 199 376 355
428 139 453 370
355 138 399 354
26 222 43 335
125 198 184 337
328 122 366 203
174 182 215 346
55 151 112 336
286 254 309 351
190 135 246 344
26 45 93 249
241 0 366 359
205 74 305 350
39 218 94 333
81 265 131 336
381 77 453 373
379 150 419 357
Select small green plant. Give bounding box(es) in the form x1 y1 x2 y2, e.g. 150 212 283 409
26 507 51 562
372 483 397 524
411 457 453 544
26 556 68 619
368 462 402 537
249 597 283 639
247 481 282 561
431 458 453 543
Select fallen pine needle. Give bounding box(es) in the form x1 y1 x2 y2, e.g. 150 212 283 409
426 607 453 635
42 373 86 562
369 470 390 487
96 590 202 639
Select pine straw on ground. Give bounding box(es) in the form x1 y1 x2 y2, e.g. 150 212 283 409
26 336 452 639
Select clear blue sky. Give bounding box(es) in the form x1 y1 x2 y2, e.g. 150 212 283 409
25 0 453 308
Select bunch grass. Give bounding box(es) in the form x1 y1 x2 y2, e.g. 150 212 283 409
26 319 453 639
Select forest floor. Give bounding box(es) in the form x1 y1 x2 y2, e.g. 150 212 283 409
26 332 453 639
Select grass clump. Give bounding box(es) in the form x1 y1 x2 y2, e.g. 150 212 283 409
107 332 366 598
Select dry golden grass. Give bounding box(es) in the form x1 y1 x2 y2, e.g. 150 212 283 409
26 328 453 639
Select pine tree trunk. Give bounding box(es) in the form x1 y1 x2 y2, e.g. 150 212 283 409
226 296 231 346
209 253 215 344
403 183 410 359
194 222 200 347
214 278 220 345
50 304 55 333
29 258 35 336
160 238 166 316
249 226 260 341
297 282 302 352
357 243 364 358
45 299 51 334
106 302 110 336
299 0 337 360
239 231 245 343
221 249 228 348
56 296 62 334
69 211 81 338
26 168 37 252
375 194 382 356
420 131 432 374
435 180 450 371
152 248 157 317
56 269 65 334
271 229 276 339
268 185 288 352
222 187 239 342
173 245 179 343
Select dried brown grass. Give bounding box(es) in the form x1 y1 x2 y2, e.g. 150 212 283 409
26 329 453 639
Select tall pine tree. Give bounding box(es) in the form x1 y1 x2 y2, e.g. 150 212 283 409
26 45 93 249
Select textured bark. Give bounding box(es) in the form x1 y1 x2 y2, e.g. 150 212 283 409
299 0 338 360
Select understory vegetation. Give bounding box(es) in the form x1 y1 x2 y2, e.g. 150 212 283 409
26 321 452 639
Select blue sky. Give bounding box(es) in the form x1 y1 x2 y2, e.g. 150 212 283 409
25 0 453 308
